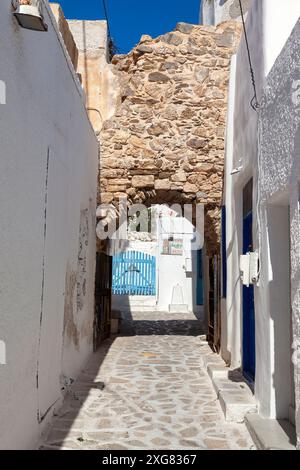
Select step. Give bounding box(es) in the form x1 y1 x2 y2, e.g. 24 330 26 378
125 305 157 312
211 376 244 395
202 354 225 370
207 363 229 379
245 414 297 450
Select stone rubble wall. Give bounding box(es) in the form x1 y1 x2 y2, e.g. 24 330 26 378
100 21 241 255
50 3 79 70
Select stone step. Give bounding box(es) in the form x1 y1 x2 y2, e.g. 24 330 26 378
124 305 158 312
211 376 243 395
202 353 225 370
245 414 297 450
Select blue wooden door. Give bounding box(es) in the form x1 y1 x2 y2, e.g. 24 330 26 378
243 212 256 381
112 251 156 296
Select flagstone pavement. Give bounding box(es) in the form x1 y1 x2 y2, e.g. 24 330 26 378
41 311 255 450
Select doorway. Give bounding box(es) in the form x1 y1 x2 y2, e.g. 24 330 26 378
207 255 221 350
242 179 256 381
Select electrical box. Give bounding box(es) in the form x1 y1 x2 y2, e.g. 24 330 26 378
249 252 259 284
240 252 259 287
240 253 250 287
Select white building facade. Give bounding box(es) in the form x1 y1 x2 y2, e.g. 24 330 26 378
201 0 251 26
0 0 98 449
111 206 204 315
221 0 300 446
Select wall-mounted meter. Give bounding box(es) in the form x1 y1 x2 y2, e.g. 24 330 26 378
240 253 250 287
240 252 259 287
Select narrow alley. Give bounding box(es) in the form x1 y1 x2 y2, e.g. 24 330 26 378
42 312 254 450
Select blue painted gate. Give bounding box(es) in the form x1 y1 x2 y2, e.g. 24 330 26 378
243 212 256 381
112 251 156 296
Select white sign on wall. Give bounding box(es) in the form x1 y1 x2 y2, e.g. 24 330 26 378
0 340 6 365
161 238 183 256
0 80 6 105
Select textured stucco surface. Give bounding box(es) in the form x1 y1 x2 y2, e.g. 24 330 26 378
201 0 251 26
68 20 119 134
259 18 300 446
0 0 98 449
50 3 78 70
98 21 242 256
223 0 300 445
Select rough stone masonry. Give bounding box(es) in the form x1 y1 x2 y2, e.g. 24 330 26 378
99 21 241 255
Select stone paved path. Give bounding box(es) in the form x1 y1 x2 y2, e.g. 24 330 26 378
42 312 254 450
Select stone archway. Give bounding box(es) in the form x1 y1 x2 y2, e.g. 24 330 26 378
92 20 243 349
98 20 241 256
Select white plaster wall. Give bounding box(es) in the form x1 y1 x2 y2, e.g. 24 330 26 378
69 20 120 129
221 54 238 366
0 0 98 449
157 246 199 313
258 17 300 443
224 0 300 425
263 0 300 76
112 295 157 312
110 238 158 312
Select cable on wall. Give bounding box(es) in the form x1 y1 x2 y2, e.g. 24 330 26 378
238 0 260 111
102 0 112 39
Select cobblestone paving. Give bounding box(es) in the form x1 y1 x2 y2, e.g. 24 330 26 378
42 312 254 450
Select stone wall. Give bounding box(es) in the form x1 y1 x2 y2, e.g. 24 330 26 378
50 3 78 70
68 20 119 135
201 0 252 26
99 21 241 255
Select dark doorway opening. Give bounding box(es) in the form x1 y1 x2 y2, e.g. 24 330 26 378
242 178 256 382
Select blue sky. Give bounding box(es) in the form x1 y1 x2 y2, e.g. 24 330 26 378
56 0 201 54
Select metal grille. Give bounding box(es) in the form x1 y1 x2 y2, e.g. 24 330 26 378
94 252 112 349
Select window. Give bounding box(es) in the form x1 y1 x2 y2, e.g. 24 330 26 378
221 205 227 298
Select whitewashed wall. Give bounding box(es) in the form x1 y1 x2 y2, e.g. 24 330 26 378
157 217 200 313
223 0 300 438
258 17 300 443
111 213 202 314
0 0 98 449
